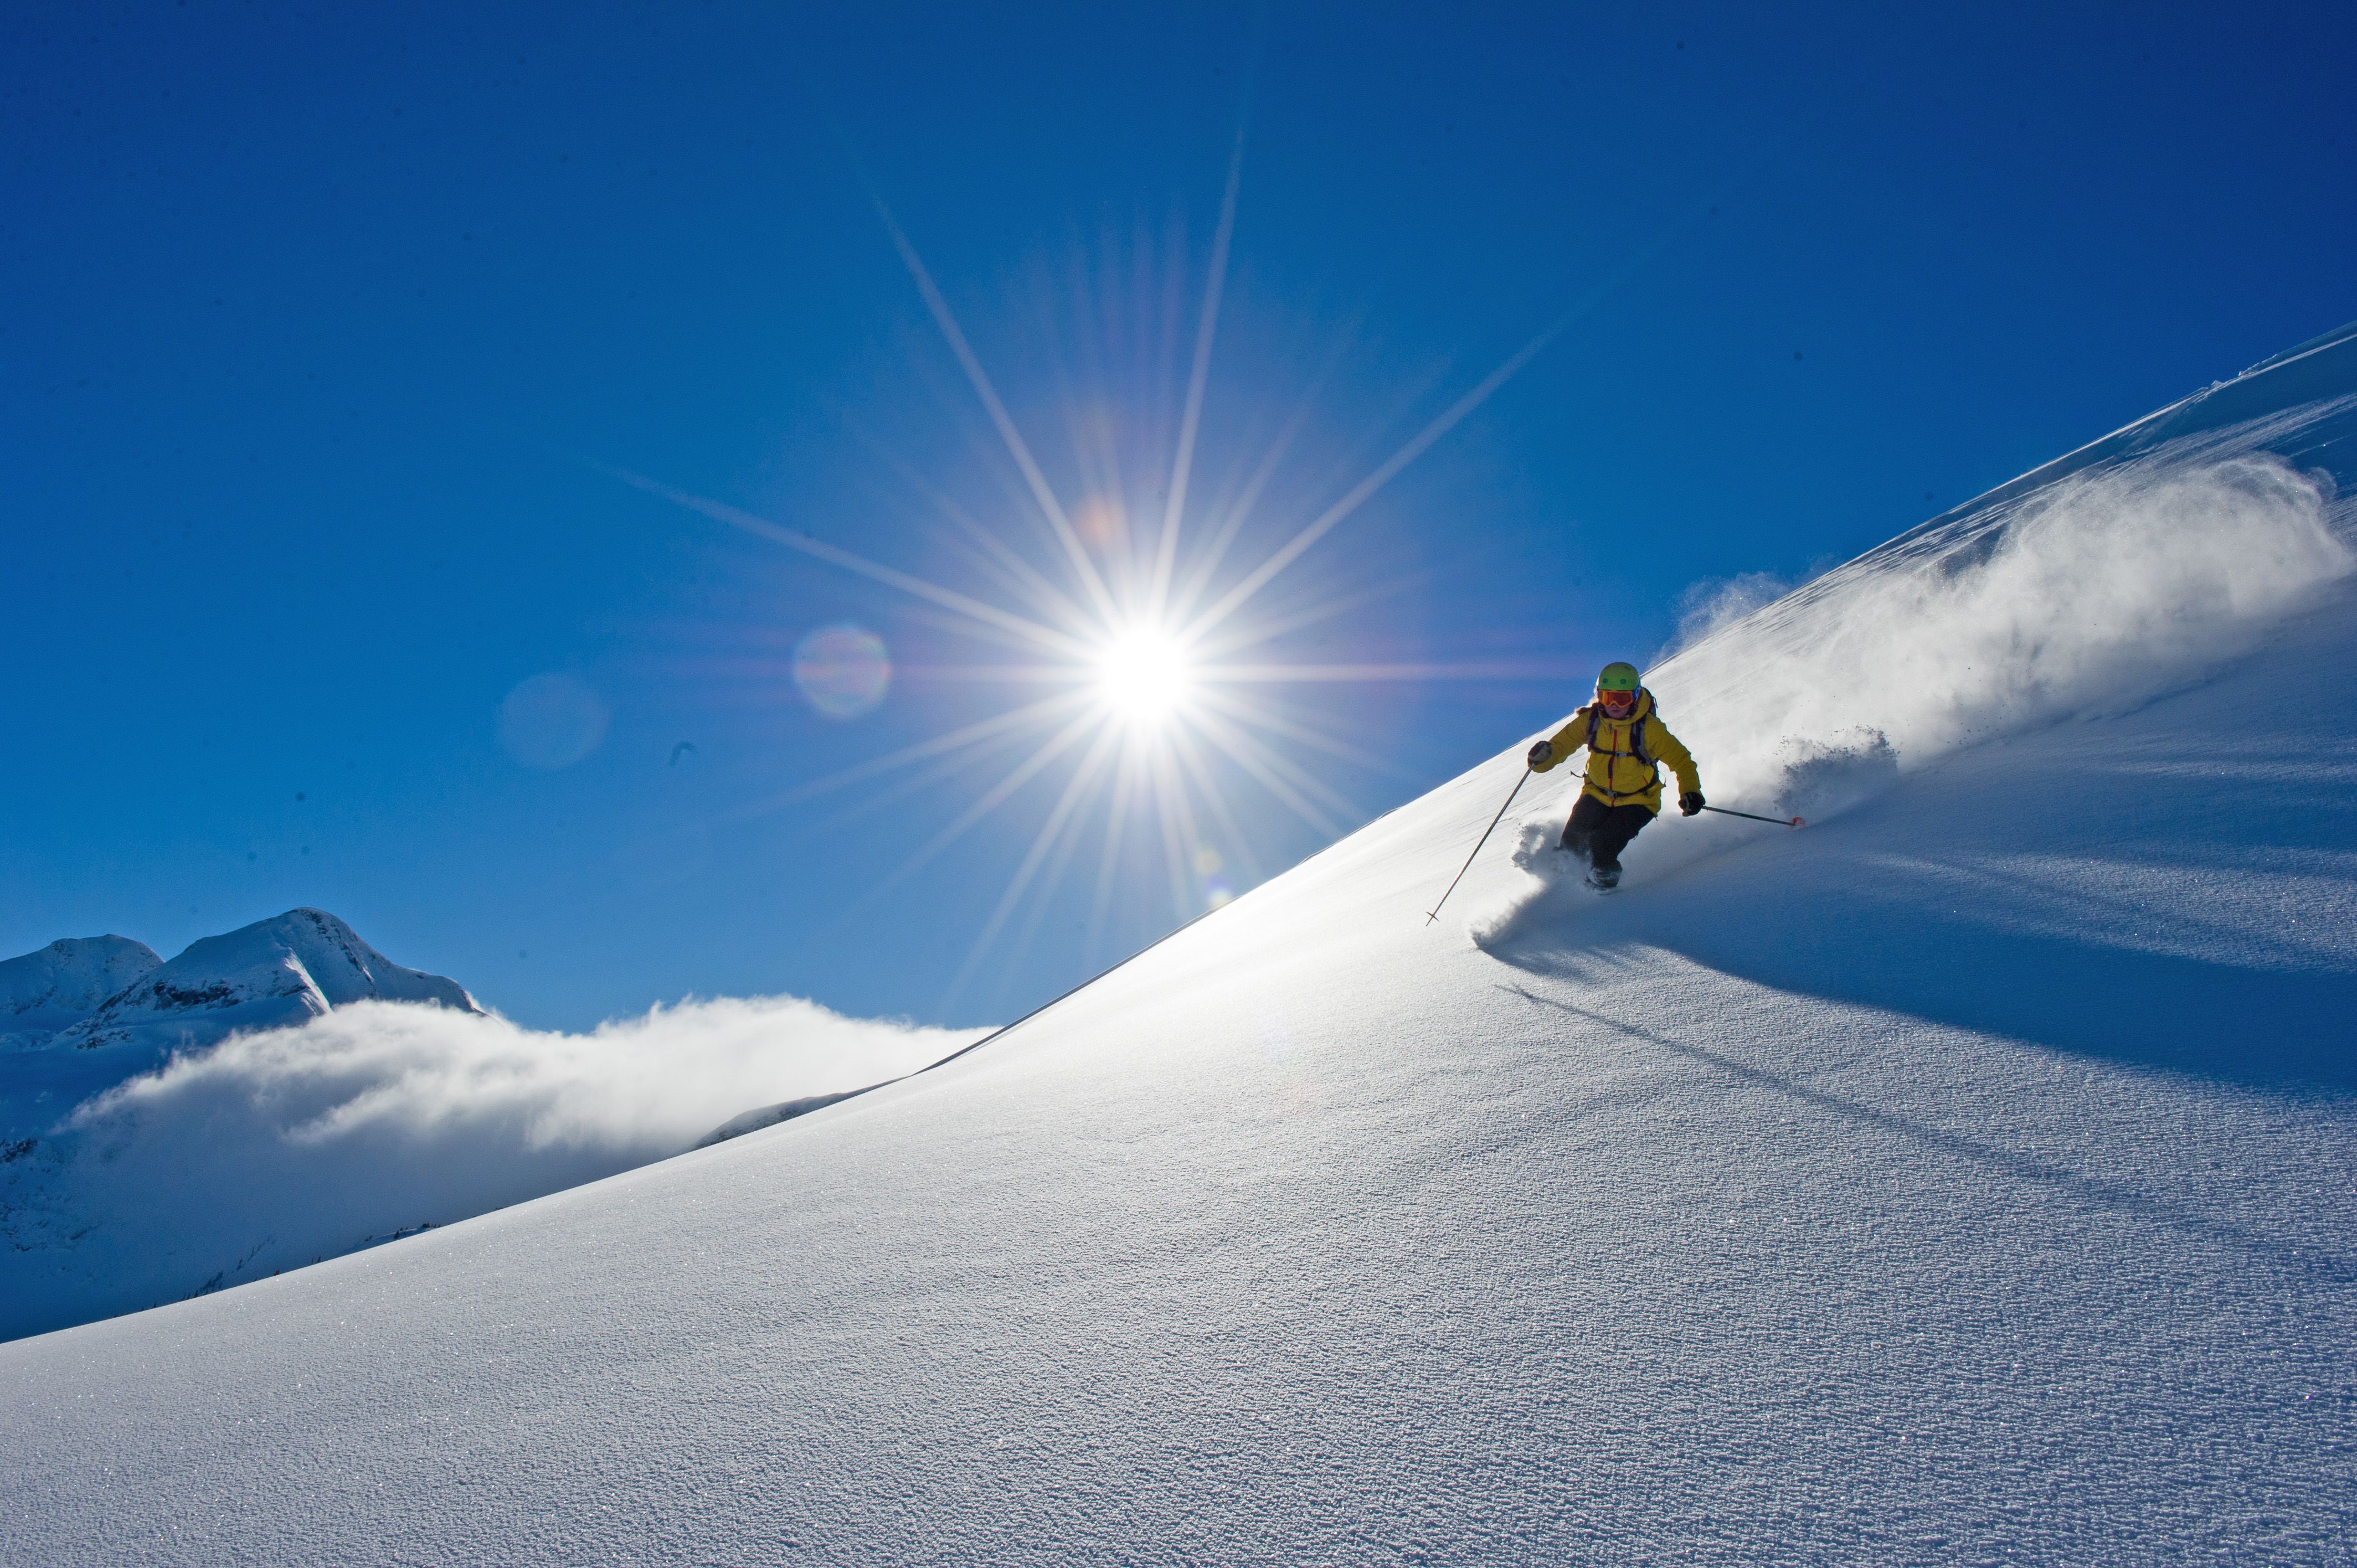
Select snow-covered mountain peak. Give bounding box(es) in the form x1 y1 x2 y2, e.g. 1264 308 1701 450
53 908 480 1053
0 937 162 1043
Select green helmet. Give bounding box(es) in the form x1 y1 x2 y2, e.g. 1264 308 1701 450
1597 661 1642 693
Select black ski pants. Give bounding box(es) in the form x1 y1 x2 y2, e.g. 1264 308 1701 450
1560 793 1656 871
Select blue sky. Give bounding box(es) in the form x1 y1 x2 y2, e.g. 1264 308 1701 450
5 2 2352 1029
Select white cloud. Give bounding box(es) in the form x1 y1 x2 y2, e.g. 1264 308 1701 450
2 995 984 1339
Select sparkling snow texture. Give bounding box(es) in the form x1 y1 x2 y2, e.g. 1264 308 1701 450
3 331 2354 1564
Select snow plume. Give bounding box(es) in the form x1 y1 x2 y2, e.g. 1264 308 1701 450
1464 821 1589 948
1767 727 1901 821
1 996 984 1339
1660 570 1794 661
1662 445 2350 817
1470 443 2349 946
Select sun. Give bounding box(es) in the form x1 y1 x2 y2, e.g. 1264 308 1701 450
1098 626 1193 723
622 141 1585 1010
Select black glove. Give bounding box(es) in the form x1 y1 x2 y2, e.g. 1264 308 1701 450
1679 791 1705 817
1527 740 1553 768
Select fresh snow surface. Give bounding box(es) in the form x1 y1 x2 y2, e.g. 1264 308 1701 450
4 329 2355 1564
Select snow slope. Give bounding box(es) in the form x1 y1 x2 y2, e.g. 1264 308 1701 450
3 328 2354 1565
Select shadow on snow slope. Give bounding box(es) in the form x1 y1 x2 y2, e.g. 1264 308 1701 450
1479 584 2357 1092
1488 982 2353 1293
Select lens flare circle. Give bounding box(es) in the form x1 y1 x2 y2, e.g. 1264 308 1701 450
497 672 609 770
1097 626 1192 723
794 623 893 719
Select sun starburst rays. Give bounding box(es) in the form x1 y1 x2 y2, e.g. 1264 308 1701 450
1147 126 1246 627
620 171 1617 1014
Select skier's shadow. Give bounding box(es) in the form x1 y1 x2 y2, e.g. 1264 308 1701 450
1489 864 2357 1092
1480 732 2357 1095
1494 980 2356 1288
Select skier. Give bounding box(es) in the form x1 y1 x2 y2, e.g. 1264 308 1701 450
1524 662 1705 890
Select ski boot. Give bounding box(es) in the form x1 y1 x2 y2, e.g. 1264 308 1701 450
1585 864 1620 893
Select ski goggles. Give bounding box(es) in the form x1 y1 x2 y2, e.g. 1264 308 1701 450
1595 686 1638 709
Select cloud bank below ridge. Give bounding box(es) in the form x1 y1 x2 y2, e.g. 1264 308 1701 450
2 993 984 1339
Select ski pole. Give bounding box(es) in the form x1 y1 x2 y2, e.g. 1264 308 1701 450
1425 767 1531 924
1700 803 1805 828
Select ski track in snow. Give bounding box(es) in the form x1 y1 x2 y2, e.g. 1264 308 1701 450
4 340 2357 1564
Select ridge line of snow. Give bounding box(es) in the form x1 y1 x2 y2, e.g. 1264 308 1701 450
695 902 1227 1149
1789 324 2357 595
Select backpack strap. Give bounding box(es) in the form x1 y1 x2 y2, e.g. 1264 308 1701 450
1630 694 1656 768
1585 693 1662 801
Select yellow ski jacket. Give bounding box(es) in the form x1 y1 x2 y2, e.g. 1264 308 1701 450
1530 689 1701 813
